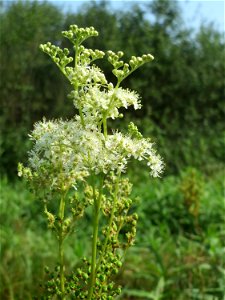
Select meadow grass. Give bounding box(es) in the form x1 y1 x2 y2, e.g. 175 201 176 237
0 168 224 299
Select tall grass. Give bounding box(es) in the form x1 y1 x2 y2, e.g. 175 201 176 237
0 169 224 299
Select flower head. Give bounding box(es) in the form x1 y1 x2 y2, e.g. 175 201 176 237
20 24 163 196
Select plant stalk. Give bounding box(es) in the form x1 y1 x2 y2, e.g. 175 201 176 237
59 195 66 300
87 182 103 300
103 116 107 138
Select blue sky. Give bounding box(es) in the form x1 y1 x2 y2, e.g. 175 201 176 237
49 0 224 33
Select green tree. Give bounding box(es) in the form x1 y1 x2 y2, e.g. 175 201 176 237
0 1 68 177
116 0 224 172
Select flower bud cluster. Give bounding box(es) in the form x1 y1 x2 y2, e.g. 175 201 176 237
55 257 91 299
128 122 143 139
107 50 129 81
108 50 154 83
124 212 138 247
107 50 124 68
62 25 98 45
40 266 62 299
40 28 106 91
120 179 137 246
94 252 122 298
44 204 76 238
101 175 138 256
129 53 154 70
44 207 55 229
40 42 73 69
70 184 95 218
79 47 105 65
39 25 156 125
62 254 122 299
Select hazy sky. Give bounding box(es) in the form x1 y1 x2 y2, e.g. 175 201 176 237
49 0 224 33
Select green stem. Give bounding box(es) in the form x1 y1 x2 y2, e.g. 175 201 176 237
87 180 103 300
74 42 79 69
59 234 65 300
79 106 85 128
103 83 120 128
103 116 107 138
74 43 85 128
58 195 66 300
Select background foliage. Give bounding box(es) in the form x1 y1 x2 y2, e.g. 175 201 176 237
0 0 224 176
0 0 224 299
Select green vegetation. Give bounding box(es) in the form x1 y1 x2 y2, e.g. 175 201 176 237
1 170 224 299
0 0 224 299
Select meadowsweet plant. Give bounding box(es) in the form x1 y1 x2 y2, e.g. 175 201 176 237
18 25 164 299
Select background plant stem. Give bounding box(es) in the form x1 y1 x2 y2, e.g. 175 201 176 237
59 194 66 300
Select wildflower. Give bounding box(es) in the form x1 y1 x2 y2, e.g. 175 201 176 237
19 24 164 300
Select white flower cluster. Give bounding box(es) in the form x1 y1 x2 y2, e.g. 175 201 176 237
20 25 164 191
21 116 163 190
105 132 164 177
70 86 141 120
66 65 107 87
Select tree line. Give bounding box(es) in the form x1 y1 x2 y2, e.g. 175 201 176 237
0 0 224 177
